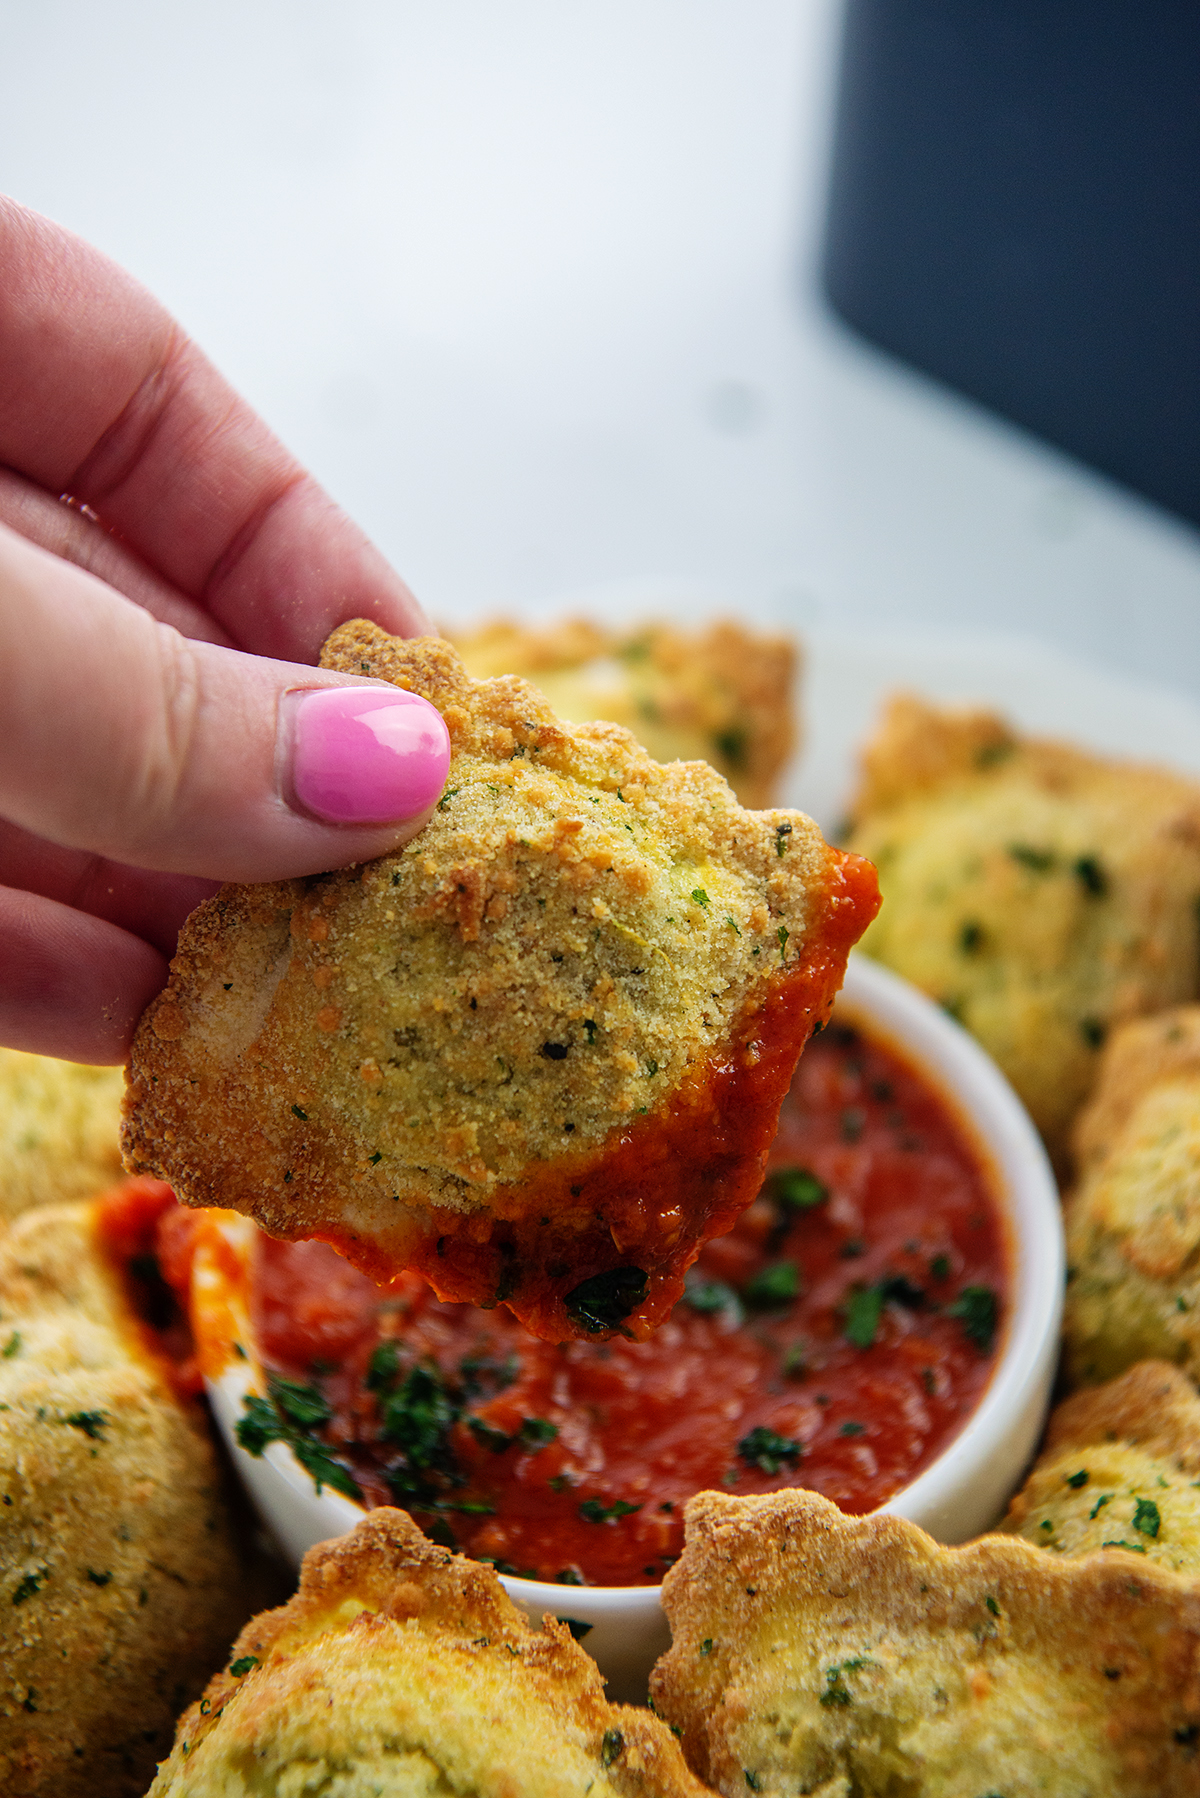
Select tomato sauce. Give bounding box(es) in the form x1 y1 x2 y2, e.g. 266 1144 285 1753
240 1017 1007 1587
94 1018 1006 1587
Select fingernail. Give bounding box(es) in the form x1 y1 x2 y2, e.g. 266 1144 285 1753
286 686 451 824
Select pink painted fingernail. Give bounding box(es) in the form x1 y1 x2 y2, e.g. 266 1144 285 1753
287 686 451 824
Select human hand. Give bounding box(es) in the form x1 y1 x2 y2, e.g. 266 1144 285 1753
0 198 451 1064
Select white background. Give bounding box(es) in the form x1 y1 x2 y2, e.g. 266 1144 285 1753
2 0 1199 697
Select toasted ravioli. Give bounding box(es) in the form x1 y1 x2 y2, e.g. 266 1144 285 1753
150 1506 706 1798
452 615 797 808
0 1048 124 1223
1064 1007 1200 1384
844 695 1200 1167
124 626 877 1342
1002 1360 1200 1571
650 1489 1200 1798
0 1202 243 1797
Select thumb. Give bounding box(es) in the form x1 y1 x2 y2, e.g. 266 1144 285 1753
0 524 451 881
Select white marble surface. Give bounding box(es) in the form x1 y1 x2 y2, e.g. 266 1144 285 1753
2 1 1198 695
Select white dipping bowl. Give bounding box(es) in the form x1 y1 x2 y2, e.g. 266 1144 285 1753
194 952 1062 1701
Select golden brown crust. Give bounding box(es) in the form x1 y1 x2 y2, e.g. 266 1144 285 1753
0 1049 124 1224
845 695 1200 1167
452 615 798 808
124 625 876 1341
0 1202 243 1797
150 1507 708 1798
650 1488 1200 1797
1072 1004 1200 1174
1062 1011 1200 1386
1001 1361 1200 1573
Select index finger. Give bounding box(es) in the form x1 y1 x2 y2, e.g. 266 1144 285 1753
0 196 427 662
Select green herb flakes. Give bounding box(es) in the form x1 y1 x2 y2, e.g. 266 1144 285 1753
738 1426 803 1475
579 1497 642 1524
947 1285 998 1354
844 1286 883 1350
1133 1498 1161 1539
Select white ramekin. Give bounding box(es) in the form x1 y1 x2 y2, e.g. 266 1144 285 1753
193 952 1062 1700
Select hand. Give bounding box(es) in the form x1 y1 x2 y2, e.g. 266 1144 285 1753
0 198 450 1065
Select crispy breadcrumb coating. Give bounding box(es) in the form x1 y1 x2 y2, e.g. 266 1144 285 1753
149 1506 707 1798
0 1049 124 1224
124 626 876 1342
452 616 798 808
1063 1006 1200 1384
0 1202 243 1797
1002 1360 1200 1572
845 694 1200 1167
650 1488 1200 1798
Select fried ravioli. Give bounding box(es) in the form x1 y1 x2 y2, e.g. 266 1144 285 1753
650 1488 1200 1798
149 1506 707 1798
1063 1006 1200 1384
1002 1359 1200 1571
0 1048 124 1224
124 625 877 1342
0 1201 243 1797
452 615 798 808
844 695 1200 1166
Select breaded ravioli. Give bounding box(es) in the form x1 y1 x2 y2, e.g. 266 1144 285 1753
845 695 1200 1167
650 1489 1200 1798
149 1506 707 1798
0 1202 243 1797
1002 1360 1200 1571
0 1048 124 1224
124 626 877 1342
1063 1006 1200 1384
452 615 798 807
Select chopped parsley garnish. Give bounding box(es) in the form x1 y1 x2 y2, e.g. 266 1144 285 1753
683 1277 741 1317
380 1365 457 1467
291 1105 308 1120
691 888 710 908
1073 855 1107 897
86 1569 112 1586
839 1421 865 1437
766 1167 827 1211
742 1261 799 1309
843 1286 883 1349
929 1254 951 1282
236 1376 362 1501
601 1729 624 1767
229 1655 259 1676
579 1497 642 1523
1008 843 1055 873
564 1266 648 1333
1065 1469 1089 1489
775 822 793 857
985 1595 1000 1617
519 1416 559 1447
947 1285 998 1354
558 1616 593 1640
738 1426 803 1475
64 1410 107 1440
1 1332 20 1358
1102 1539 1147 1554
1133 1498 1161 1538
11 1568 47 1605
777 925 790 962
267 1376 331 1430
819 1657 877 1706
700 1638 713 1655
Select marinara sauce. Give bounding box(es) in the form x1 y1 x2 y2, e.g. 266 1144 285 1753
212 1015 1007 1587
